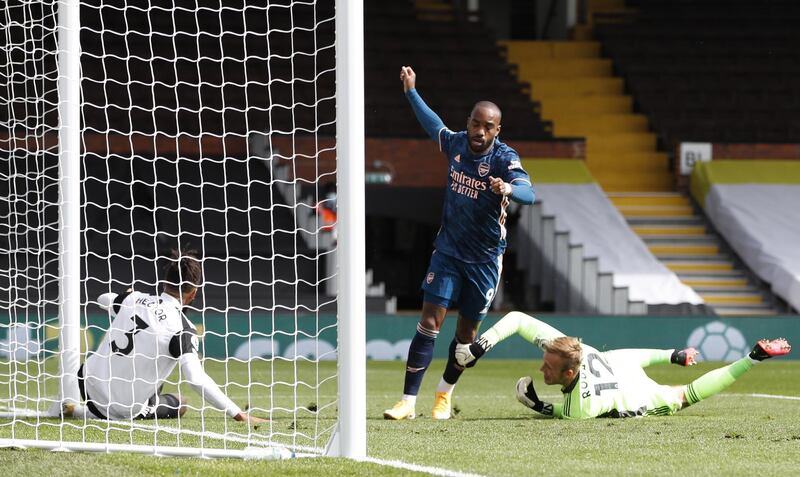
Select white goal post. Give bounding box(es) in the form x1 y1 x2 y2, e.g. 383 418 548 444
0 0 364 459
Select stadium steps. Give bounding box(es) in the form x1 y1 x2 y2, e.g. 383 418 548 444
500 39 672 192
553 113 649 134
609 192 783 316
572 0 634 41
412 0 467 22
517 59 614 78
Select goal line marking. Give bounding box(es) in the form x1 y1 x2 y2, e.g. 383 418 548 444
115 420 324 455
361 456 487 477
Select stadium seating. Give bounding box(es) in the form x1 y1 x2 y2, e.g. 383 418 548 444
691 160 800 314
500 40 672 192
609 192 778 316
595 0 800 147
364 1 553 140
0 0 559 312
515 159 707 314
70 0 554 140
78 1 337 137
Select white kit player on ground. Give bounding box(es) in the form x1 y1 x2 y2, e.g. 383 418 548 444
64 249 263 423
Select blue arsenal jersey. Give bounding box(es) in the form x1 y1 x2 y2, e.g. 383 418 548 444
434 128 532 263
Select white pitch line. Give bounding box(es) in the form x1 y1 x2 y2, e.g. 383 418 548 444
0 407 324 457
116 420 324 456
361 456 487 477
721 392 800 401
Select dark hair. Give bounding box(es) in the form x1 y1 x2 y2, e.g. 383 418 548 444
163 248 202 295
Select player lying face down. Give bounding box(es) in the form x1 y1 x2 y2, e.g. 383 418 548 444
455 311 791 419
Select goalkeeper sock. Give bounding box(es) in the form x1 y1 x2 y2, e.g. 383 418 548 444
684 356 754 405
441 338 464 386
402 323 438 396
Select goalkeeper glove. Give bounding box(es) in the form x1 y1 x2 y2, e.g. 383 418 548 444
454 336 493 368
515 376 553 415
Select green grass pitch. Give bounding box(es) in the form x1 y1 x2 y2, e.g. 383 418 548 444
2 359 800 476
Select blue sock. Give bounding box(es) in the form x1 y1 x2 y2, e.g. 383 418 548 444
403 323 438 396
442 338 464 385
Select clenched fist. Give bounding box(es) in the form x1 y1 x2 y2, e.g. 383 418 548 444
489 176 512 196
400 66 416 92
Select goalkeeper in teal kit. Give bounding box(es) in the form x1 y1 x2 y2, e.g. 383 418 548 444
456 312 791 418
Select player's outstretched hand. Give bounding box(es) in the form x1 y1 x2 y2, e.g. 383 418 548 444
489 176 511 196
516 377 554 416
234 412 268 424
400 66 416 92
515 376 539 409
455 336 493 368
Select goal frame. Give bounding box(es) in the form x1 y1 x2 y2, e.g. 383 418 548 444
0 0 365 460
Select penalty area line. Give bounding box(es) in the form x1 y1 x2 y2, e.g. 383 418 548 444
361 456 487 477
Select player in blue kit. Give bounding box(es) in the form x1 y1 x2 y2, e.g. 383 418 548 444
384 66 535 420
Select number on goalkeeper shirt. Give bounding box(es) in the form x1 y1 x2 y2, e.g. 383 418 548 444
586 353 618 396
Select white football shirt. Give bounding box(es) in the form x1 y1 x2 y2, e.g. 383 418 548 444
83 290 241 420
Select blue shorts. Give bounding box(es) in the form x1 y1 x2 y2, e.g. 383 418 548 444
420 250 502 321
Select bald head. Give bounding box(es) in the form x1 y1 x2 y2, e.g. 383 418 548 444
466 101 502 153
471 101 502 123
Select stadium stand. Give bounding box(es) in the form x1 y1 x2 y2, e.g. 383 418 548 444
8 0 794 316
515 159 706 314
572 0 634 41
691 160 800 314
80 0 336 137
610 192 777 316
493 0 796 314
595 0 800 148
3 0 551 311
2 0 567 313
79 0 553 140
499 40 671 192
365 1 553 140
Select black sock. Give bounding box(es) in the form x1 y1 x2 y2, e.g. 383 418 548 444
442 338 465 385
402 323 438 395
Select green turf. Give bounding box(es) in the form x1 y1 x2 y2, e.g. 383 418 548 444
2 359 800 476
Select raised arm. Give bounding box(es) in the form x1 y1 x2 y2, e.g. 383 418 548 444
401 66 446 142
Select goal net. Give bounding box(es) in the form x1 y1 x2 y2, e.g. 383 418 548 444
0 0 364 458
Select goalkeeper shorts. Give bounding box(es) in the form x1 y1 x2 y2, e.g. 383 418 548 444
642 384 684 417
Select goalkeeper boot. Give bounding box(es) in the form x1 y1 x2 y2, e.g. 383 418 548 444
383 400 416 420
431 392 452 420
749 338 791 361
